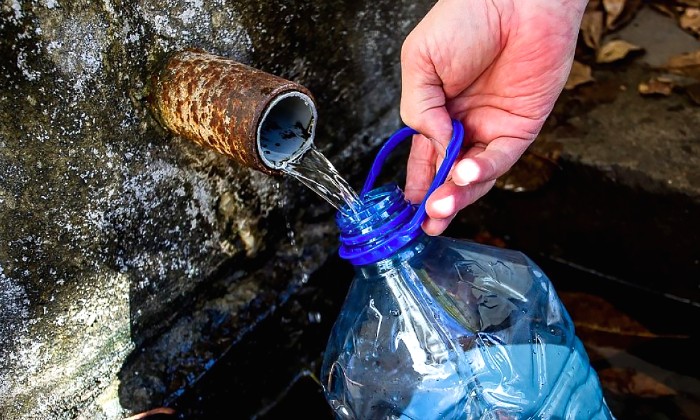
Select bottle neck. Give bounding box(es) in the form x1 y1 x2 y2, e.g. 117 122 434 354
336 183 424 266
356 233 429 278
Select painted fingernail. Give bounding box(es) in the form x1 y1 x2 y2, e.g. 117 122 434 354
430 195 455 217
454 159 480 185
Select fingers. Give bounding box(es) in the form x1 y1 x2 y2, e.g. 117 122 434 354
400 95 454 153
426 178 497 219
400 26 455 151
404 134 436 204
422 214 457 237
452 136 532 186
422 179 496 236
399 0 503 152
411 133 531 236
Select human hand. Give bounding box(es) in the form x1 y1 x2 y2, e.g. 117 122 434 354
400 0 587 235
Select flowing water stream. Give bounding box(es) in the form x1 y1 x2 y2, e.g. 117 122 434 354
281 145 362 216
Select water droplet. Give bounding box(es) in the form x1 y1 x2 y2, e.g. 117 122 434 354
308 311 322 324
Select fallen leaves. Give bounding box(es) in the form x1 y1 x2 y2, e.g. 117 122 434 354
603 0 626 28
603 0 642 30
575 1 646 94
596 39 644 63
680 7 700 36
638 76 675 95
581 10 605 49
647 0 700 35
662 49 700 79
566 60 595 90
587 0 700 38
572 1 700 98
678 0 700 9
503 1 700 194
649 1 676 18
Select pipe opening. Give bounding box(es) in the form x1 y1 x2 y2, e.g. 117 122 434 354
257 91 317 170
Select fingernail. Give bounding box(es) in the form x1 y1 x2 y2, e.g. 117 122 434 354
430 195 455 217
454 159 480 185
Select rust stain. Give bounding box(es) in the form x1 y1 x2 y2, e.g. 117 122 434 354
147 49 316 175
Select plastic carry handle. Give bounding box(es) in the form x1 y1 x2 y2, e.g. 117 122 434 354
360 119 465 230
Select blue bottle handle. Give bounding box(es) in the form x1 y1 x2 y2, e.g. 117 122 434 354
360 119 465 230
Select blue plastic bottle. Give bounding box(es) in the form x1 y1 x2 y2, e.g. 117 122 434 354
320 121 614 419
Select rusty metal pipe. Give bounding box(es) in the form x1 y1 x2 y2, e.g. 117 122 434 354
148 50 317 175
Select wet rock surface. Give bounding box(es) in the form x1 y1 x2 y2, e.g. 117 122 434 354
0 0 432 418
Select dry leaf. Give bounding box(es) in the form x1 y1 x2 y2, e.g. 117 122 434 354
663 49 700 79
649 0 678 17
604 0 642 29
603 0 626 28
680 7 700 36
581 10 605 49
638 77 675 96
620 0 642 27
596 39 644 63
598 368 677 397
565 60 595 90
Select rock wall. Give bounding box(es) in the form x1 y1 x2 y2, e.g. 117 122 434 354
0 0 433 418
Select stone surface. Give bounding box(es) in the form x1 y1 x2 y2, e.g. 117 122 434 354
0 0 433 418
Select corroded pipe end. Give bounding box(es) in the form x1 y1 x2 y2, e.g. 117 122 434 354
148 49 317 175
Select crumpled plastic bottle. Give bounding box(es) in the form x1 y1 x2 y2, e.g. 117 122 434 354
320 121 614 419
